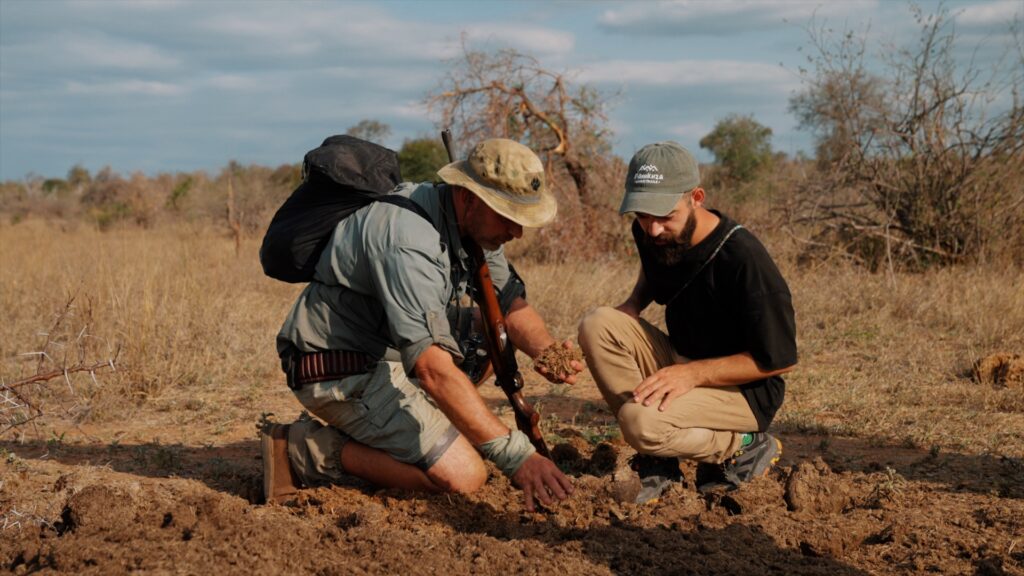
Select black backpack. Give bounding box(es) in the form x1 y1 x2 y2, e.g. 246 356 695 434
259 135 428 283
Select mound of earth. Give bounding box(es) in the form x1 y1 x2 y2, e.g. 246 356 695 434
973 352 1024 388
2 433 1022 575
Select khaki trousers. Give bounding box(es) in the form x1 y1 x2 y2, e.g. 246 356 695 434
577 307 757 464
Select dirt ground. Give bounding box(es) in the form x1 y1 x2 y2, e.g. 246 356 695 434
2 382 1022 576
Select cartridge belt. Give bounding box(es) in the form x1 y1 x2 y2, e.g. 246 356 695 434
286 349 375 390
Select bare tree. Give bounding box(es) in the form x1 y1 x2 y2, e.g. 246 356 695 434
789 4 1024 270
426 44 613 205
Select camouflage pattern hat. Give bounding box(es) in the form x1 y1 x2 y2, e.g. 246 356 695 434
437 138 557 228
619 141 700 216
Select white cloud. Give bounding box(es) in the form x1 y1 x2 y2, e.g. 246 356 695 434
196 4 572 65
955 1 1021 27
667 122 711 139
205 74 269 92
62 35 181 70
198 4 455 61
73 0 186 11
391 100 431 120
600 0 878 35
67 79 186 96
320 66 437 91
461 24 575 55
579 59 795 90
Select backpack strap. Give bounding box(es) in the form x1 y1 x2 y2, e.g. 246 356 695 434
664 224 744 306
375 194 457 289
375 194 432 223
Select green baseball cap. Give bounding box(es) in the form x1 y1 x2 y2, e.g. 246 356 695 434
618 141 700 216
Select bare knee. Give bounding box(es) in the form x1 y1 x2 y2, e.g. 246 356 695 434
441 462 487 495
426 436 488 494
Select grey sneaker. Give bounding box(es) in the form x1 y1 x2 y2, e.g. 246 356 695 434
629 454 683 504
698 433 782 492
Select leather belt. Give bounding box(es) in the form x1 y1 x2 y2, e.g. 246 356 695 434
286 350 375 390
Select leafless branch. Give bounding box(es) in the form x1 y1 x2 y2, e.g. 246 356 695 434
1 296 120 438
789 3 1024 269
426 40 614 204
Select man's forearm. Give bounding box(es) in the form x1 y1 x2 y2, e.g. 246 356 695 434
687 352 795 388
619 267 654 314
504 298 556 358
414 346 509 444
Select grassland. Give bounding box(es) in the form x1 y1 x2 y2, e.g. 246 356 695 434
2 219 1021 457
2 218 1023 575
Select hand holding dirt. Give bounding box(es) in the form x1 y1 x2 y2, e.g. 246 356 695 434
532 340 585 384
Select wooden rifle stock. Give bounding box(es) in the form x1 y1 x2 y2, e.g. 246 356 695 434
440 128 550 458
466 241 551 458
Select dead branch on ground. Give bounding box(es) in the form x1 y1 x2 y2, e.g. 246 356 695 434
0 296 119 437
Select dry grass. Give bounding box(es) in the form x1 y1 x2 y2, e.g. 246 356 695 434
779 258 1024 456
1 220 1021 457
0 220 301 430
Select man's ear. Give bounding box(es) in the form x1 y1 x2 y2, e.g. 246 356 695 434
451 185 473 215
456 186 476 206
691 187 706 207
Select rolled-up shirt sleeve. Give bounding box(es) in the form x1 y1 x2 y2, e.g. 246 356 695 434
370 242 463 374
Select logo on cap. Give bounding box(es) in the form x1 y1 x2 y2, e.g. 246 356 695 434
633 164 664 185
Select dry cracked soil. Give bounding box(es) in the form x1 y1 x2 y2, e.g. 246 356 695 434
2 421 1022 575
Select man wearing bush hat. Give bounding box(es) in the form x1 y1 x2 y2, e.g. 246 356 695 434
264 138 582 512
578 141 797 503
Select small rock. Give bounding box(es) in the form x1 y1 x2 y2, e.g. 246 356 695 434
610 466 640 503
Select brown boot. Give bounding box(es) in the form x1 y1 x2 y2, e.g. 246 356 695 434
261 423 300 504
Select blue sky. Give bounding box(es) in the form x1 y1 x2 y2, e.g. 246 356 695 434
0 0 1019 181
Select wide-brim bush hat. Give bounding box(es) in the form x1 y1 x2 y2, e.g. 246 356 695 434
437 138 557 228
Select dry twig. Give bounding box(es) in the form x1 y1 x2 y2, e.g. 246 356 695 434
0 295 119 437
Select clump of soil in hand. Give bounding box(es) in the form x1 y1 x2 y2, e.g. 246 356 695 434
533 344 584 379
973 352 1024 388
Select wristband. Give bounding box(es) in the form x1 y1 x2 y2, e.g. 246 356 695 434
477 430 536 477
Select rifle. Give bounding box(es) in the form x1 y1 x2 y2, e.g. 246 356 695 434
441 129 551 458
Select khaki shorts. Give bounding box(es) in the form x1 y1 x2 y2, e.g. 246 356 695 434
292 361 458 477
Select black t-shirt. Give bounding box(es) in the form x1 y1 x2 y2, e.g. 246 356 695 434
632 211 797 430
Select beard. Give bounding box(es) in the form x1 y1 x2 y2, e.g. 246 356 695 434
639 210 697 266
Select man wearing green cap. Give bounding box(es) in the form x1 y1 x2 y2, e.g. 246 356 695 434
578 141 796 503
263 138 583 512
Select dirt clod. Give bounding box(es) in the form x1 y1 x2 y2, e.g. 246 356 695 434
973 352 1024 388
784 458 853 514
587 442 618 476
551 441 587 474
63 484 140 533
